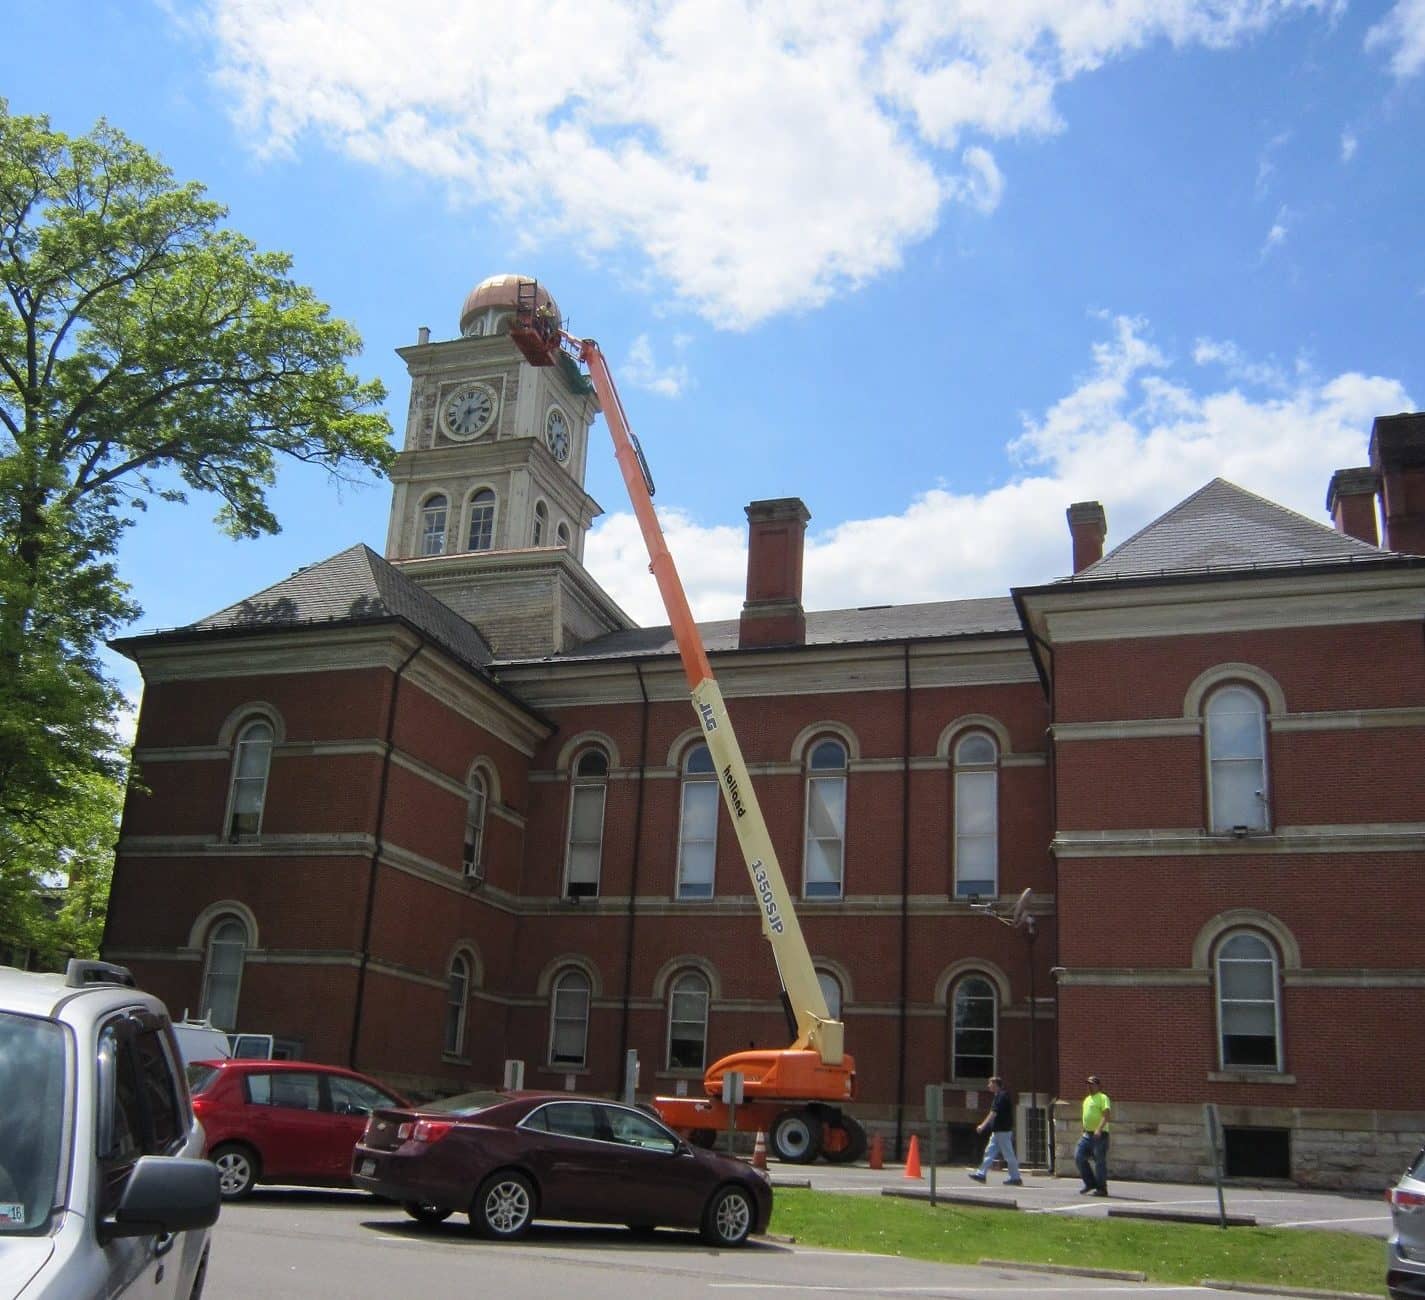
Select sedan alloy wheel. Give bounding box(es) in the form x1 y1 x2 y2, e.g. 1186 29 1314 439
471 1170 535 1239
702 1184 754 1247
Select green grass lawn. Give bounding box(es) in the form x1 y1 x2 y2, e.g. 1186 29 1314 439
769 1189 1386 1295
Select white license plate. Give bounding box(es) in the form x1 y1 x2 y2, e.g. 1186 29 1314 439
359 1158 375 1177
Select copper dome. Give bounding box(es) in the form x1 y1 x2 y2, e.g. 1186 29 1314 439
458 274 558 337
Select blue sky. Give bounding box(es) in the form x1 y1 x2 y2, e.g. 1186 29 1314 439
4 1 1423 711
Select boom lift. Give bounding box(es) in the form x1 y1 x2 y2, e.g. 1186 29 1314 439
511 282 863 1164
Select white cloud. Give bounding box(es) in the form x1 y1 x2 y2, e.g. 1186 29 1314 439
201 0 1336 327
1261 206 1290 255
622 334 692 399
1367 0 1425 77
1340 129 1358 161
584 315 1411 622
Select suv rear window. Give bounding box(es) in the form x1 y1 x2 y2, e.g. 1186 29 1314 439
0 1012 66 1235
1409 1148 1425 1181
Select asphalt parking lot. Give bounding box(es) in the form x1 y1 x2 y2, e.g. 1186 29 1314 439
769 1158 1393 1237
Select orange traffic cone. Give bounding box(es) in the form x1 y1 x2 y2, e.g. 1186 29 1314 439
868 1132 884 1170
904 1134 922 1180
752 1131 768 1171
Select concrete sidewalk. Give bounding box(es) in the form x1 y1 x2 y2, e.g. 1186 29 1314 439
769 1160 1393 1237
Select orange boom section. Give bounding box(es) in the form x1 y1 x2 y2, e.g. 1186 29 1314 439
510 282 862 1165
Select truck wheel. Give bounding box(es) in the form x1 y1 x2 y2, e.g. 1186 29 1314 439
771 1109 822 1164
821 1116 867 1164
689 1128 717 1149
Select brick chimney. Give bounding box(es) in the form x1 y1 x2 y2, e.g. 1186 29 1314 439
1066 501 1107 574
739 498 810 649
1369 412 1425 555
1325 466 1380 547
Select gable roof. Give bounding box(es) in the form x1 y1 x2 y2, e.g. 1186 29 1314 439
500 595 1021 665
1068 478 1388 582
190 544 494 669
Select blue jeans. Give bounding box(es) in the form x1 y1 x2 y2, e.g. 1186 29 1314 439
1075 1131 1109 1191
976 1130 1021 1180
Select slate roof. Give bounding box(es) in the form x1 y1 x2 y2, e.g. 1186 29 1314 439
190 543 494 669
507 595 1021 665
1067 478 1389 582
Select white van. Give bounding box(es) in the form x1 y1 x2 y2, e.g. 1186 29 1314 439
171 1018 232 1065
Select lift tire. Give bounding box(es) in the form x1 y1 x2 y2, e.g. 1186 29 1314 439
770 1109 823 1164
821 1116 868 1165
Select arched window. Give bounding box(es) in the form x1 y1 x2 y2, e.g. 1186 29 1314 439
467 489 496 552
803 738 847 898
200 917 248 1031
816 970 843 1021
666 971 710 1070
549 969 591 1067
463 770 487 880
950 975 996 1080
564 749 608 898
953 732 998 898
227 719 273 840
444 954 471 1056
1216 931 1281 1069
420 494 448 556
677 743 717 899
556 521 571 548
1205 686 1269 832
532 500 548 547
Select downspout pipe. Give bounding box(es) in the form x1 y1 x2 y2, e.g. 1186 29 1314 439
348 634 424 1069
617 660 653 1090
894 641 912 1160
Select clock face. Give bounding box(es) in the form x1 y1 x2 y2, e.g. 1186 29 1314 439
546 409 570 463
443 384 497 439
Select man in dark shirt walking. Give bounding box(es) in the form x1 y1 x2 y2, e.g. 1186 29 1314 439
968 1075 1023 1185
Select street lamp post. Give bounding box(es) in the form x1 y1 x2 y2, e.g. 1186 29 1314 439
971 888 1040 1164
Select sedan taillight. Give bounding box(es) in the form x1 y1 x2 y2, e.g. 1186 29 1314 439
1388 1187 1425 1211
396 1119 454 1144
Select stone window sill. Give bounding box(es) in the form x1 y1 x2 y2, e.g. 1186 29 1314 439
1207 1070 1295 1084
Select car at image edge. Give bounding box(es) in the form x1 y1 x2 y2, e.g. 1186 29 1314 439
1388 1146 1425 1300
351 1091 772 1246
188 1056 410 1199
0 960 220 1299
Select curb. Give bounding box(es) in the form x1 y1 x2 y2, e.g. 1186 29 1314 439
1199 1282 1380 1300
882 1187 1019 1211
979 1259 1147 1281
756 1231 798 1244
1109 1207 1258 1227
770 1178 812 1189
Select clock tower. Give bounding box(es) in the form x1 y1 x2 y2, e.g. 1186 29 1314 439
384 274 633 656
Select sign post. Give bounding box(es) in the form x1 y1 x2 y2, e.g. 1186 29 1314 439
623 1049 639 1106
925 1083 943 1207
722 1071 745 1156
1203 1103 1228 1229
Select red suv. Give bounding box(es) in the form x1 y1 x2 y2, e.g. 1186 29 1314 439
189 1058 409 1199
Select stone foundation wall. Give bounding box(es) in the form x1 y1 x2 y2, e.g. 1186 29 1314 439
1052 1098 1423 1191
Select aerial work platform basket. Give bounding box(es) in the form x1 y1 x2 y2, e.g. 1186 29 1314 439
510 278 562 366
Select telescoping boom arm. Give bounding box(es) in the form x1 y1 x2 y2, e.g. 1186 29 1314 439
511 292 842 1065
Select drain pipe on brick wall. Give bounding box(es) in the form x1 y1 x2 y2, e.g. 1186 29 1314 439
348 634 425 1070
617 659 653 1086
893 641 912 1161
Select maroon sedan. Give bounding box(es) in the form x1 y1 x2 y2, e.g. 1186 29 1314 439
351 1092 772 1246
190 1058 410 1199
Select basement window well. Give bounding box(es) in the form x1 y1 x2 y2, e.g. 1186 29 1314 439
1222 1126 1291 1180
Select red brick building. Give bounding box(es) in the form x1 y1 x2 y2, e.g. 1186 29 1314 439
105 276 1425 1188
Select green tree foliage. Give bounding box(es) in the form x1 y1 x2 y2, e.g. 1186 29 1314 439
0 102 393 941
0 769 121 965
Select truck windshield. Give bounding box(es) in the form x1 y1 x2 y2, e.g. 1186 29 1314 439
0 1012 66 1234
